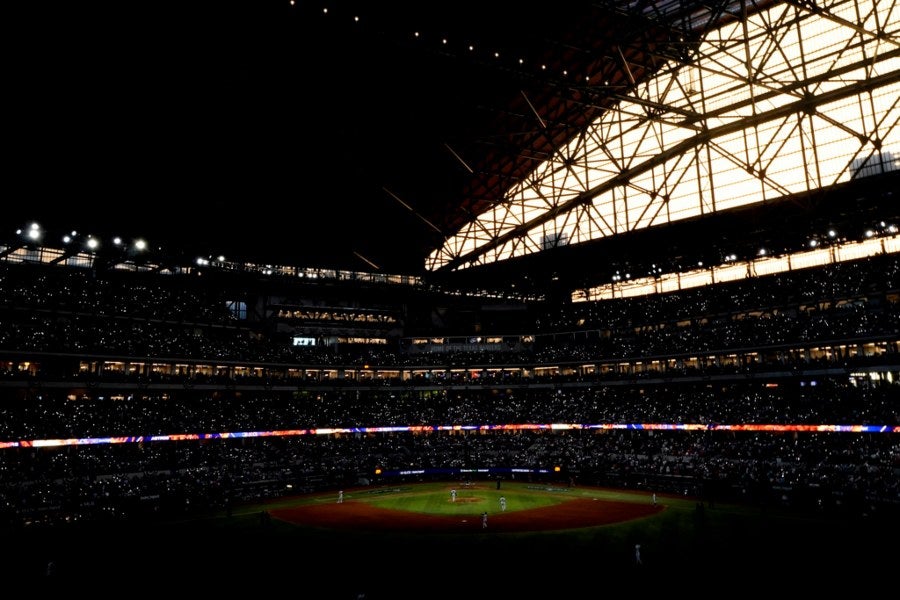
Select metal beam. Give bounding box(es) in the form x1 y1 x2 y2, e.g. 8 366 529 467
438 54 900 271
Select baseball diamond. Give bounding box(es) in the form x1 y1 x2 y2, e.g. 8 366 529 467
269 482 663 533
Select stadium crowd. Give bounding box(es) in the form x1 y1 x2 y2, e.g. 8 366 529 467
0 251 897 530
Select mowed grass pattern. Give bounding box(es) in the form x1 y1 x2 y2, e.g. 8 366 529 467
364 482 562 515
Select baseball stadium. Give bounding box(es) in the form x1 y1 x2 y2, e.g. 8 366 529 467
2 1 898 597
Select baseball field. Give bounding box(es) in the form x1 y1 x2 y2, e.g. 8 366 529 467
5 480 895 597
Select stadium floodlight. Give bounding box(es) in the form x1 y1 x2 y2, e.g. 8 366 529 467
26 223 42 242
85 237 99 251
17 222 42 242
133 239 147 251
113 237 122 246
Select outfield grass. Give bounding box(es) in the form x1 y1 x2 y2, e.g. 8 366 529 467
362 481 563 514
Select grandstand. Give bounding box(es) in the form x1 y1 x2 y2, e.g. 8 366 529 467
2 1 898 595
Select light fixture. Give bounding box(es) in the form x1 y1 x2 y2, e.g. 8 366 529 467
26 223 42 242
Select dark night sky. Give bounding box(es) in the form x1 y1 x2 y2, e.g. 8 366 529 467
6 1 583 274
